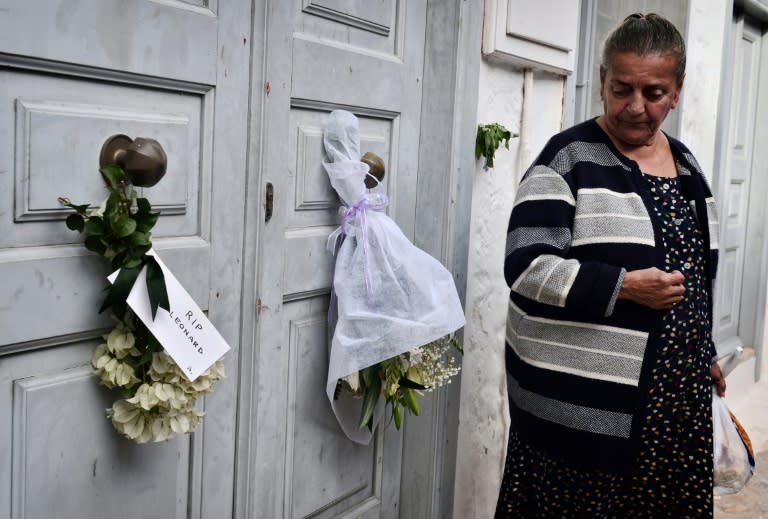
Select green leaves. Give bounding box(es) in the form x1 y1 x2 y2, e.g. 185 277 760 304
392 402 403 429
355 358 428 431
403 388 420 416
136 213 159 234
130 231 150 247
347 335 464 433
85 216 105 235
134 198 160 234
66 213 85 232
114 215 137 237
475 123 515 169
84 235 107 255
358 366 381 431
100 164 126 191
105 191 122 218
136 197 151 214
60 165 165 322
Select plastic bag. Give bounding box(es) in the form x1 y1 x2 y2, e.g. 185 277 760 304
713 389 755 495
323 110 465 444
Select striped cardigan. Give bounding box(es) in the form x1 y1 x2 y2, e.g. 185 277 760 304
504 118 719 474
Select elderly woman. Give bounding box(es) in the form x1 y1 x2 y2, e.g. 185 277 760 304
495 13 726 518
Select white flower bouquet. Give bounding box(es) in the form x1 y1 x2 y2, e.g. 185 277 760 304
323 111 466 443
60 165 224 443
336 335 462 430
92 325 224 443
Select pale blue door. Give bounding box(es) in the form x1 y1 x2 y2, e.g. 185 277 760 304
238 1 429 517
0 1 250 517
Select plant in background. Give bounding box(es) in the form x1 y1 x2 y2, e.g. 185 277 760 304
475 123 513 170
336 335 463 431
59 165 224 443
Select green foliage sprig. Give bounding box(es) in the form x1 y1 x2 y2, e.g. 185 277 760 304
475 123 514 169
338 335 463 431
59 164 169 320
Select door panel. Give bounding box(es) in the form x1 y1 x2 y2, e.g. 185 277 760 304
246 1 425 516
0 1 250 518
714 17 761 354
284 300 382 518
0 68 211 346
0 70 207 244
282 109 390 300
0 0 218 84
1 343 191 519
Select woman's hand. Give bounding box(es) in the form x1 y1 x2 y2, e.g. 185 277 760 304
618 267 685 309
711 361 726 397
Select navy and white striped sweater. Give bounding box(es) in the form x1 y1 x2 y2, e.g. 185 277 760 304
504 118 719 474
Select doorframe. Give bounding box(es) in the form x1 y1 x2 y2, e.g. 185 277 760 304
399 1 482 517
234 0 267 516
0 2 253 517
568 0 596 127
743 16 768 379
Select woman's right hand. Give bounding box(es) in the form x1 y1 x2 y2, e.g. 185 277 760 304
618 267 685 309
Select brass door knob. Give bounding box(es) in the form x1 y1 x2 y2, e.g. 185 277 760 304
100 134 167 187
361 151 385 189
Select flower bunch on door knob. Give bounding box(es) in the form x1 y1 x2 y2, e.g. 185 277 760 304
59 164 224 443
338 335 463 431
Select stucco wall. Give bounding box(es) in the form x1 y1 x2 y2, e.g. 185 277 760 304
453 59 566 518
678 0 729 178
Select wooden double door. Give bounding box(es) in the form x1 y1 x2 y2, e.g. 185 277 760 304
0 1 448 518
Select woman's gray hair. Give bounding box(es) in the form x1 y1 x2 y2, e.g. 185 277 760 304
602 13 686 82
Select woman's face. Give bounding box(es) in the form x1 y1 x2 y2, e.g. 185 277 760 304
599 51 683 147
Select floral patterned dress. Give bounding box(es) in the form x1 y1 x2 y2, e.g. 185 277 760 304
495 173 714 518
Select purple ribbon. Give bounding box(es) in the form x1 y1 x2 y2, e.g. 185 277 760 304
327 193 389 310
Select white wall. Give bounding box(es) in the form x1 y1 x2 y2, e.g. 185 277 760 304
678 0 730 178
453 59 566 518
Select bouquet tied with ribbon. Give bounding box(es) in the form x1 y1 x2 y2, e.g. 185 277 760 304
323 110 465 444
60 164 224 443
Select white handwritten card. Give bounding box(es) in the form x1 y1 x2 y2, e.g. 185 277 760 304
108 250 230 381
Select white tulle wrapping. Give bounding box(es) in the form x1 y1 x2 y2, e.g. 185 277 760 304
324 110 466 444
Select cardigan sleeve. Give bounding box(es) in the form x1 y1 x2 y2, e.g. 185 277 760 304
504 162 625 318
